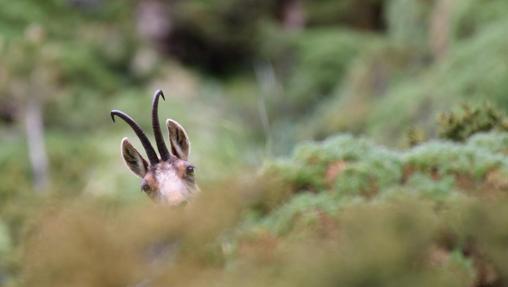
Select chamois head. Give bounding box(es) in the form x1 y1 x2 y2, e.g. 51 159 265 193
111 90 198 206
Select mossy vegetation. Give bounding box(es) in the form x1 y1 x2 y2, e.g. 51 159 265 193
258 131 508 207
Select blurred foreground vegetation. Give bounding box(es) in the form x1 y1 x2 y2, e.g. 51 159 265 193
12 131 508 287
1 0 508 286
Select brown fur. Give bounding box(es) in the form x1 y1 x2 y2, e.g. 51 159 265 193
122 139 198 206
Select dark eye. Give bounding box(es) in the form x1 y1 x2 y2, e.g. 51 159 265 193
141 183 151 192
186 165 195 176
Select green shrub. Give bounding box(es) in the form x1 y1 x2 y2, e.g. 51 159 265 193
0 138 31 207
403 140 506 180
261 135 402 197
438 103 508 142
467 132 508 154
258 132 508 215
260 191 360 236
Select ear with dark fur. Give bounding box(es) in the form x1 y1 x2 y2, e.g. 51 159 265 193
166 119 190 160
121 138 148 177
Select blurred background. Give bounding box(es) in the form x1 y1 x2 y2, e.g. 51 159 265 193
1 0 508 286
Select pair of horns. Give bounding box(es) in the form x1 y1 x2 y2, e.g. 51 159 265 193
111 90 170 165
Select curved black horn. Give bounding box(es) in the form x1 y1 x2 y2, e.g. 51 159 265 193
152 90 170 161
111 110 159 165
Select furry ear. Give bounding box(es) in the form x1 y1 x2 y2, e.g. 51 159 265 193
166 119 190 160
121 138 148 177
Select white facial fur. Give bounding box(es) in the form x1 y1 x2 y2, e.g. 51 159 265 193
153 163 192 206
140 160 197 206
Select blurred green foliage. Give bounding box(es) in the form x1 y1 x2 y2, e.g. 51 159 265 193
288 0 508 145
1 0 508 286
386 0 433 48
272 29 381 116
14 135 508 286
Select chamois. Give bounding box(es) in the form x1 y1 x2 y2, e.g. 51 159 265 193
111 90 198 206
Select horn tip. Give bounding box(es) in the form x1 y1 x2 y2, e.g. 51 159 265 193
156 89 165 101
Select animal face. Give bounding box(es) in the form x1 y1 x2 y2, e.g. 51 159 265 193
112 90 198 206
141 160 195 204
